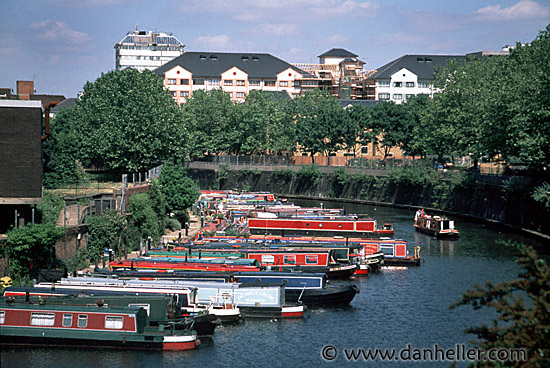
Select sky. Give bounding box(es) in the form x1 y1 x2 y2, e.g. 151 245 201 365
1 0 549 98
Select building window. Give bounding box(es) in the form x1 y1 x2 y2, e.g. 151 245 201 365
236 80 245 86
78 315 88 328
105 316 124 330
225 92 233 98
265 80 276 87
62 314 72 327
279 81 288 87
305 255 318 264
236 92 245 98
393 94 403 100
193 78 205 85
31 313 55 326
361 146 368 154
284 255 296 264
208 79 221 86
406 82 415 88
393 82 402 87
293 81 300 87
180 91 189 97
180 79 189 85
418 81 427 88
224 80 233 86
378 81 390 87
170 91 176 97
379 93 390 100
168 79 177 85
249 80 261 86
0 311 4 324
406 94 415 99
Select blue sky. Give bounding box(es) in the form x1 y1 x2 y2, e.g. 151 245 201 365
1 0 549 98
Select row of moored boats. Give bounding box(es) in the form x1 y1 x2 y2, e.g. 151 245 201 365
0 190 459 351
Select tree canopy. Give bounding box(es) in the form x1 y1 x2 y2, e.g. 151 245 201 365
69 68 188 172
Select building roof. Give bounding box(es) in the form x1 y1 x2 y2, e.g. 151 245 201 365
50 98 77 114
368 54 467 80
115 30 184 47
0 100 43 109
154 52 308 79
318 48 358 58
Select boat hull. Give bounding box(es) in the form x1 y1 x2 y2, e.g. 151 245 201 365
285 285 359 306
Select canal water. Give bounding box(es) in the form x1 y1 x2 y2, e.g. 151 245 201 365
2 200 548 367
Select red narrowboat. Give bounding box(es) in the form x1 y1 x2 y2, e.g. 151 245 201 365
0 297 199 350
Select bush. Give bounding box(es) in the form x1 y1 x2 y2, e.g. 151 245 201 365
165 217 182 231
5 223 65 279
296 164 322 186
269 169 294 184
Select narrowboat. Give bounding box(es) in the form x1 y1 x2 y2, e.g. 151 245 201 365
234 272 359 306
23 279 242 325
414 211 459 239
108 257 263 273
0 296 199 350
1 292 218 337
30 277 304 320
247 216 393 238
243 249 358 279
360 239 422 267
90 268 358 306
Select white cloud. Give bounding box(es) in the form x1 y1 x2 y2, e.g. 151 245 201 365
177 0 379 22
193 35 233 50
474 0 550 22
254 24 300 37
30 20 92 44
324 34 349 44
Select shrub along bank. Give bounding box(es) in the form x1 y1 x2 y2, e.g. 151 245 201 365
187 165 550 238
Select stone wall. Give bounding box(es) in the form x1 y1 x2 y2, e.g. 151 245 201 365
187 168 550 238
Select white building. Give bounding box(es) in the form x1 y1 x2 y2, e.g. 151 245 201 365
154 52 310 104
114 30 185 71
368 51 509 104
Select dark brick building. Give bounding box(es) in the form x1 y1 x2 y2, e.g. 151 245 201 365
0 100 44 233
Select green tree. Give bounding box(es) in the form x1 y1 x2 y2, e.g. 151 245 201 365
127 193 160 241
294 90 349 162
71 68 188 172
183 89 234 159
450 243 550 367
369 101 412 162
86 210 129 263
158 162 199 223
5 223 65 279
148 178 167 231
345 104 378 158
43 108 83 188
504 26 550 170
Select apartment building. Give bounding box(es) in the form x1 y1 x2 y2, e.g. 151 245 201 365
115 30 185 71
293 48 376 100
154 52 310 103
367 50 508 104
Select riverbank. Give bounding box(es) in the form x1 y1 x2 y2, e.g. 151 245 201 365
186 166 550 241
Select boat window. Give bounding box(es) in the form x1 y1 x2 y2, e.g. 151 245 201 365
0 311 4 324
129 303 151 316
380 246 394 257
441 220 450 230
305 255 318 264
284 255 296 264
105 316 124 330
78 314 88 328
30 312 55 326
261 255 275 263
62 314 73 327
